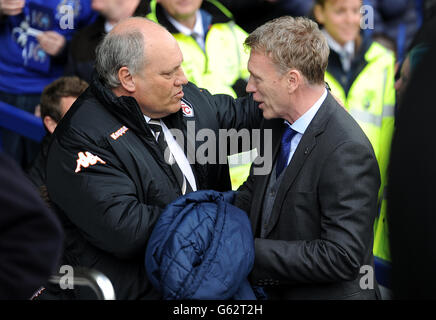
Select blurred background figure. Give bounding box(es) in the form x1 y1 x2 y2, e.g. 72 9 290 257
394 43 429 106
371 4 435 285
65 0 149 84
27 76 88 191
0 0 95 168
364 0 424 62
388 34 436 300
147 0 249 98
0 151 63 299
394 0 436 109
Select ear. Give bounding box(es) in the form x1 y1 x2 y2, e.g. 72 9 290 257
118 66 136 93
286 69 301 94
313 4 325 25
43 116 58 134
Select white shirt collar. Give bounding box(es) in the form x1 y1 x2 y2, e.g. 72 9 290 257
165 10 204 37
322 29 354 57
288 88 327 134
322 29 354 71
165 10 205 50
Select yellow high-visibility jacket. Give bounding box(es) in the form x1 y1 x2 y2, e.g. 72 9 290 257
325 38 396 262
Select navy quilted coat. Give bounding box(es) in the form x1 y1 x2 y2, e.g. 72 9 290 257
145 190 256 299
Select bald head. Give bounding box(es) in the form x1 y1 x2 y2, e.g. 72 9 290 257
111 16 164 34
95 17 178 89
95 16 188 118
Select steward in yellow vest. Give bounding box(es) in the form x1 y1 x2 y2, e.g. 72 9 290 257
313 0 396 263
325 38 396 262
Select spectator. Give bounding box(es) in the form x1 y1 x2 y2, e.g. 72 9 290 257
27 76 88 190
147 0 249 98
368 13 435 297
65 0 149 84
235 16 380 299
394 43 429 106
0 152 63 299
388 36 436 299
0 0 95 168
365 0 423 61
44 17 262 299
371 43 431 280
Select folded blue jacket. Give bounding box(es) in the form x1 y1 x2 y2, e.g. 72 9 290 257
145 190 256 300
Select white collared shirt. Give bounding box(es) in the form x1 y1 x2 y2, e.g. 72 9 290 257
165 10 205 51
284 88 328 166
144 115 197 191
322 29 355 72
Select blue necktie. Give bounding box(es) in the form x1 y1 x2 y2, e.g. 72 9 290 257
276 126 298 178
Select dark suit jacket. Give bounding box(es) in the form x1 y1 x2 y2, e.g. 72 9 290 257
235 92 381 299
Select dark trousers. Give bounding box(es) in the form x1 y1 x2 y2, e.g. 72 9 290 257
0 90 41 169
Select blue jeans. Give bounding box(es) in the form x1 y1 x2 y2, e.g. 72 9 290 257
0 90 41 169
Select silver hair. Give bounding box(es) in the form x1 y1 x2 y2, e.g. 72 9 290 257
95 30 145 88
244 16 329 85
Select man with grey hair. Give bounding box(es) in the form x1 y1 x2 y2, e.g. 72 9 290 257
44 17 261 299
235 16 381 299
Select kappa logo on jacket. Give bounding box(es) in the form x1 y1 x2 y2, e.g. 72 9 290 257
110 126 129 140
75 151 106 173
181 99 194 117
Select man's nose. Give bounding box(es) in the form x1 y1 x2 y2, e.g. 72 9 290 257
175 68 188 86
246 76 256 93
